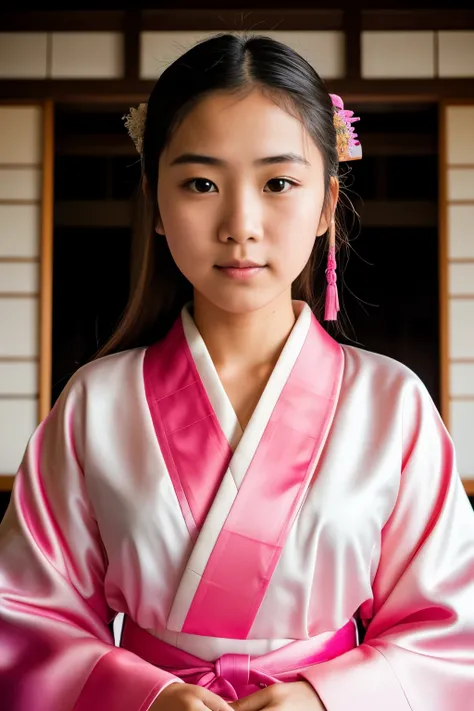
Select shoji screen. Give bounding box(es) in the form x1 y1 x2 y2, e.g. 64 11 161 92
440 103 474 494
0 102 53 489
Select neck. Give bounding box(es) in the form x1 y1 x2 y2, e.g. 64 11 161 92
192 291 297 375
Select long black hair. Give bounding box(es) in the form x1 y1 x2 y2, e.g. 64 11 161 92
98 33 349 357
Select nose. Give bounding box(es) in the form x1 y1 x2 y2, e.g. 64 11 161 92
217 190 264 245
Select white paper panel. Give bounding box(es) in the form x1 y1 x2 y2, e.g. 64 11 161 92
51 32 123 79
448 205 474 259
449 299 474 359
439 32 474 78
448 168 474 202
450 363 474 397
450 400 474 478
0 297 38 357
0 33 48 79
0 398 37 474
0 263 39 293
141 32 221 79
0 168 42 201
449 263 474 295
0 106 42 165
0 362 37 395
0 205 40 258
263 32 345 79
362 31 435 78
446 106 474 165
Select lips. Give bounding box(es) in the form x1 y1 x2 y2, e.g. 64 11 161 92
216 260 265 269
214 261 267 281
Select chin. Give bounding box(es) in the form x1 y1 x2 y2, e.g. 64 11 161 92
204 287 282 316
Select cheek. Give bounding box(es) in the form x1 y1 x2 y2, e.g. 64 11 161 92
164 222 211 285
158 185 214 250
275 231 317 279
165 234 203 277
271 201 321 269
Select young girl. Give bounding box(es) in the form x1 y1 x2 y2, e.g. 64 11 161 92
1 33 473 711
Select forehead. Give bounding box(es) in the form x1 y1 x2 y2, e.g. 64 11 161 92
163 87 322 166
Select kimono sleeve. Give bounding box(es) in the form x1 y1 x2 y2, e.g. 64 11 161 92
301 376 474 711
0 373 182 711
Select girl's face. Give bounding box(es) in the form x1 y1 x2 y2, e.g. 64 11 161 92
157 87 338 315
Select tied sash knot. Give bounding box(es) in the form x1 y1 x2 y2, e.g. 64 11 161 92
121 617 357 702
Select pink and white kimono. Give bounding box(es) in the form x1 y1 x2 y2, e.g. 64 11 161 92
1 302 474 711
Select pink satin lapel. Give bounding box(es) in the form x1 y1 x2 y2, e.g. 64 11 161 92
121 615 356 702
144 320 233 541
182 315 344 638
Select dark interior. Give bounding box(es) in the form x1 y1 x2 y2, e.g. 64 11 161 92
50 101 440 405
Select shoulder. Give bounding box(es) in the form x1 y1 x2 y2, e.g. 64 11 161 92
340 343 433 408
58 346 148 403
341 343 420 382
339 344 448 461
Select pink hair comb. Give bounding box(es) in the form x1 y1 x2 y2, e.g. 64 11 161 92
330 94 362 163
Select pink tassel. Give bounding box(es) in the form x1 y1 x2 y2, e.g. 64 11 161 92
324 220 340 321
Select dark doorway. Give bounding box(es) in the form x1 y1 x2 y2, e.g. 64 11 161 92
51 103 140 404
337 102 439 406
50 101 440 406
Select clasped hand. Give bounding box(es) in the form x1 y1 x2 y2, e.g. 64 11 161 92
151 680 325 710
230 681 325 710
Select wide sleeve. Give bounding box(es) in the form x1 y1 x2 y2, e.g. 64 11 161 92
0 374 182 711
301 376 474 711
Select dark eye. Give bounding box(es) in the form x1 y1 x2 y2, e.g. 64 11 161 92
265 178 295 193
186 178 217 193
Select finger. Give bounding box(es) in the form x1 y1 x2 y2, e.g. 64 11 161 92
198 687 234 711
230 687 271 711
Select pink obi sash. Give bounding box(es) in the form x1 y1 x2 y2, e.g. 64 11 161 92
121 617 357 701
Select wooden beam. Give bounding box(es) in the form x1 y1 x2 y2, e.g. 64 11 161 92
363 9 474 31
0 9 344 33
3 8 474 33
0 394 38 400
343 9 361 81
0 11 124 32
39 100 54 422
1 78 474 102
3 7 474 31
0 293 39 298
0 357 39 363
0 257 40 263
141 9 343 31
464 480 474 496
124 10 141 82
0 476 14 492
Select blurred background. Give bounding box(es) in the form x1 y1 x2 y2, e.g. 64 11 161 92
1 3 474 518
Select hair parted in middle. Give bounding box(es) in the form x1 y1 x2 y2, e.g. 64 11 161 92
99 32 357 358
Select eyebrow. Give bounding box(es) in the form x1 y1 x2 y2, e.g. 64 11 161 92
169 152 311 167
